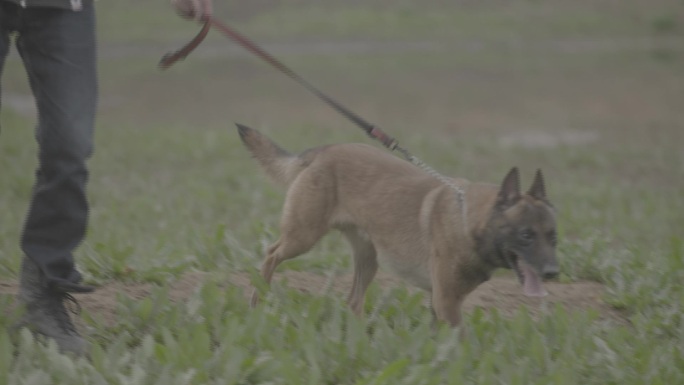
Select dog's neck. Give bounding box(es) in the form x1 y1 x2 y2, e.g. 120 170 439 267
474 216 511 275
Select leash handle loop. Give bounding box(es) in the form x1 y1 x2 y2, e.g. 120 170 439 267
159 22 211 69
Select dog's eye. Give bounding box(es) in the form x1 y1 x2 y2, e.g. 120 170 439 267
519 229 534 242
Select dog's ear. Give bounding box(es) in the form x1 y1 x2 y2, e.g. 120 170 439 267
496 167 521 208
527 169 547 200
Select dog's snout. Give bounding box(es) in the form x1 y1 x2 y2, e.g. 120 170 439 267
542 265 559 280
543 271 558 280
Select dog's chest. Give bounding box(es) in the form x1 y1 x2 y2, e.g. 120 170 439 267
376 247 432 291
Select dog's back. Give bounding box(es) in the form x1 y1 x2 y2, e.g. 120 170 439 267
237 123 436 192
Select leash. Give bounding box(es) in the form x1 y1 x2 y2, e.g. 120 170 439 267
159 18 468 226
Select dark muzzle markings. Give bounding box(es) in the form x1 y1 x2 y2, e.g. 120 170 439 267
491 168 559 297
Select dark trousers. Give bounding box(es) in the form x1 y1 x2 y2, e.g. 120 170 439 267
0 2 97 288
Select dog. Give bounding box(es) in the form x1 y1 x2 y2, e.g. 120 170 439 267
237 124 559 327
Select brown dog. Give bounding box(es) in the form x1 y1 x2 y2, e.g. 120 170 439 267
237 124 559 327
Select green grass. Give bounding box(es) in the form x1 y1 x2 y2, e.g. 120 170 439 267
1 0 684 383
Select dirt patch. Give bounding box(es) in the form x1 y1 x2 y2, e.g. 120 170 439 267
251 271 626 324
0 271 626 327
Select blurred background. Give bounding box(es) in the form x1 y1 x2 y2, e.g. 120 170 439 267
1 3 683 380
5 1 682 143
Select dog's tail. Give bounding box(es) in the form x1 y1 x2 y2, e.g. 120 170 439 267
236 123 303 186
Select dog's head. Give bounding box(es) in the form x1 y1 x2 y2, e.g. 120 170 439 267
491 167 559 297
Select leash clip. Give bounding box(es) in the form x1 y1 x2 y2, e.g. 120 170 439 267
369 127 398 150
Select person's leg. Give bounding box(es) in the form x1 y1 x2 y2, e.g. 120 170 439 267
0 2 18 119
17 3 97 290
13 3 98 356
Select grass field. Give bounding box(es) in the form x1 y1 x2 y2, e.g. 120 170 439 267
1 0 683 383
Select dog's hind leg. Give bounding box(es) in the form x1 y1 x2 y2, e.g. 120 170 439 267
342 228 378 316
251 174 333 306
250 231 325 306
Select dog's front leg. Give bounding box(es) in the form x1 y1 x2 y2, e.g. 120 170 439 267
429 258 467 327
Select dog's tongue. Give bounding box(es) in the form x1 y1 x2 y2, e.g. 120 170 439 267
519 260 547 297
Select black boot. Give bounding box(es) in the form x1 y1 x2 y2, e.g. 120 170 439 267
17 258 89 356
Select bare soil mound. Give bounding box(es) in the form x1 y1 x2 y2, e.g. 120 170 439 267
1 271 627 327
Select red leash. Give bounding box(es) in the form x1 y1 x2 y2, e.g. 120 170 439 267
159 18 402 154
159 22 210 68
159 17 469 226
